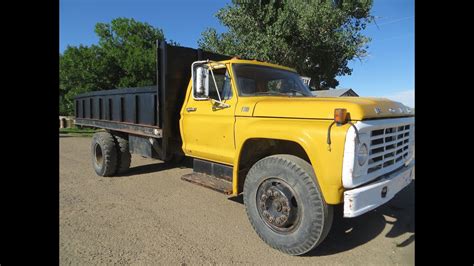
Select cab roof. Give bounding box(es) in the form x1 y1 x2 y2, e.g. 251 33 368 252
215 58 298 73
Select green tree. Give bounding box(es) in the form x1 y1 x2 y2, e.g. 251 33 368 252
60 45 114 115
60 17 176 115
198 0 373 90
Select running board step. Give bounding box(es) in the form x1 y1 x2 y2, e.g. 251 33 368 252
181 172 233 195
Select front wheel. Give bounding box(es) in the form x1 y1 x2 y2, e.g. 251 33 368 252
243 154 333 255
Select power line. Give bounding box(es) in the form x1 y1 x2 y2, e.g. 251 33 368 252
367 16 414 29
372 32 414 43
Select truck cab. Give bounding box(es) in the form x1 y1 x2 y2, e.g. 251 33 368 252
181 58 414 253
75 42 414 256
182 58 413 200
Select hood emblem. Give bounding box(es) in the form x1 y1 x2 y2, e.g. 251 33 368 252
374 107 382 114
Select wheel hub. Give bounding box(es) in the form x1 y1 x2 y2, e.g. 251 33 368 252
94 143 104 167
257 179 300 232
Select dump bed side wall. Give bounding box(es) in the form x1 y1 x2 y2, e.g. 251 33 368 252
75 87 158 126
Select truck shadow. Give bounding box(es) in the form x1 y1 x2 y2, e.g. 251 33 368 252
119 159 193 177
306 180 415 256
122 158 414 256
228 181 415 256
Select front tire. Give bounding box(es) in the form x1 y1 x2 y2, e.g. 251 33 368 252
243 154 333 255
91 132 118 177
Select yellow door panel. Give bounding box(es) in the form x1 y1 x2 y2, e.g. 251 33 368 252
180 66 237 165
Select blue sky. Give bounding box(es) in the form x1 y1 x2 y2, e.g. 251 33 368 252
60 0 414 107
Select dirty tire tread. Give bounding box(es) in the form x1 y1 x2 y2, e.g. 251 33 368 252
113 133 131 174
91 132 118 177
243 154 333 256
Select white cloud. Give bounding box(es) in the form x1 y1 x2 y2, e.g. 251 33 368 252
381 90 415 108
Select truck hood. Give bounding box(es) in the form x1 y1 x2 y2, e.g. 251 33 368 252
252 97 413 120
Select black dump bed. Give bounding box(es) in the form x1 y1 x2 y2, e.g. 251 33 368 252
74 86 158 135
74 40 230 161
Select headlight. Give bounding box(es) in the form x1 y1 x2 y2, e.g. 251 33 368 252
357 143 368 166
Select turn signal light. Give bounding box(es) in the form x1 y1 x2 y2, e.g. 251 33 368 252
334 108 348 125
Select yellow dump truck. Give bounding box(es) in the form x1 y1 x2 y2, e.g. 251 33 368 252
75 41 415 255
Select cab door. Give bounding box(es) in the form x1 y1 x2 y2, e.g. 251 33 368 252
180 68 237 165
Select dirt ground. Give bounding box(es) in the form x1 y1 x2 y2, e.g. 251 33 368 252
60 136 414 265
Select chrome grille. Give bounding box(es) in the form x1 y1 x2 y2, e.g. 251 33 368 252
367 124 411 174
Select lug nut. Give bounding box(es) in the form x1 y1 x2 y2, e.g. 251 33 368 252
273 191 280 197
263 210 270 218
266 190 273 197
274 217 281 225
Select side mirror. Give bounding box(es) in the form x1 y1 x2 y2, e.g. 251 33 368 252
192 64 209 100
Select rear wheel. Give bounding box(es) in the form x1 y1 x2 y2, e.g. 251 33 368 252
243 154 333 255
91 132 118 177
112 133 131 174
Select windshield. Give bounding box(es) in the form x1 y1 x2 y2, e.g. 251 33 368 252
232 64 312 97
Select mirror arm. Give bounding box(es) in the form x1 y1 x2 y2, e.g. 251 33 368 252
191 60 228 104
211 99 230 109
208 66 224 103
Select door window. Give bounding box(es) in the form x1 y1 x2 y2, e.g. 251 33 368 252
209 69 233 100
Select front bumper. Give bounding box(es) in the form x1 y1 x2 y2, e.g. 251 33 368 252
343 161 414 218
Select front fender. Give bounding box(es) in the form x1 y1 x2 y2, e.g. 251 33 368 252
233 117 350 204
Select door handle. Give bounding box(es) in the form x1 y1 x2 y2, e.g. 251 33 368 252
186 107 197 112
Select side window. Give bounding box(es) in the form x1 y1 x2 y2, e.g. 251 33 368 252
209 70 232 100
222 72 232 100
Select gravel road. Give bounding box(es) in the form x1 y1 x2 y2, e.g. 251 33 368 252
60 135 414 265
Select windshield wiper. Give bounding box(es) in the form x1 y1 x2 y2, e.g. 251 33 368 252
253 91 287 96
253 89 312 97
285 88 312 96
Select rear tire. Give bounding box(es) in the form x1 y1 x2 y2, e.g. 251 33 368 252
243 154 333 255
112 133 131 174
91 132 118 177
